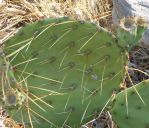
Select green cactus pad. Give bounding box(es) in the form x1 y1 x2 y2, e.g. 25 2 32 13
116 17 147 50
0 47 19 107
111 79 149 128
2 17 146 127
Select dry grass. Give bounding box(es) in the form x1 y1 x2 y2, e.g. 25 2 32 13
0 0 112 44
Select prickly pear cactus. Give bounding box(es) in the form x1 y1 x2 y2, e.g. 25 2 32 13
116 17 147 49
0 47 20 107
1 17 147 127
111 79 149 128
